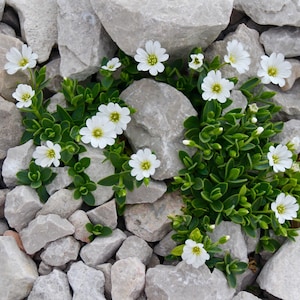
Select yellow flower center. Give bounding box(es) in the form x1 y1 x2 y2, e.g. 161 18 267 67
110 112 120 123
46 149 56 159
92 128 103 138
19 58 29 67
212 83 222 93
141 160 151 171
268 67 278 77
192 246 202 256
194 57 200 65
272 154 279 164
21 93 31 102
277 204 286 214
147 54 158 66
229 54 236 63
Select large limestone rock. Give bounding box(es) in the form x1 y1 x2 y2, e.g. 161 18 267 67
260 26 300 58
91 0 234 59
238 1 300 26
145 261 235 300
57 0 116 80
256 232 300 300
111 257 146 300
0 96 23 159
67 261 106 300
121 78 197 180
4 185 43 232
27 269 72 300
5 0 58 62
19 214 75 255
0 236 38 300
124 191 183 242
0 34 30 101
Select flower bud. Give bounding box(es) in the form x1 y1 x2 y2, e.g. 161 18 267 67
209 224 216 230
248 103 259 113
254 126 264 136
183 139 195 147
218 235 230 244
251 116 258 124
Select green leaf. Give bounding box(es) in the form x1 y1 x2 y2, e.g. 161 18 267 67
98 174 120 186
170 244 184 256
82 192 95 206
16 170 31 185
210 200 224 212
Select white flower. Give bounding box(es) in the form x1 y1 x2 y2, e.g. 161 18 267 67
101 57 121 71
267 144 293 173
4 44 38 75
181 239 210 268
255 126 264 135
97 103 131 135
134 40 169 76
189 53 204 70
79 115 116 149
286 137 300 154
32 141 61 167
248 103 259 113
201 70 234 103
224 39 251 74
12 84 35 108
257 53 292 87
271 193 299 224
129 148 161 181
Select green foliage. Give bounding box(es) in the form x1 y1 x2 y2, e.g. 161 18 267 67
85 222 113 241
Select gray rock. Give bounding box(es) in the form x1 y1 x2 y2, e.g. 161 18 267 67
154 230 178 257
0 0 4 20
209 221 248 262
260 26 300 58
0 34 30 101
116 235 153 265
57 0 116 81
95 263 112 299
2 139 35 187
91 0 234 58
233 291 262 300
80 228 126 267
257 232 300 300
79 145 114 206
45 58 63 93
68 261 106 300
0 96 23 160
121 79 197 180
38 261 53 276
124 191 183 242
5 185 43 232
268 80 300 119
111 257 145 300
40 236 80 267
145 261 235 300
87 199 118 229
68 210 91 243
5 0 58 62
19 214 75 255
0 22 16 36
36 189 82 219
46 92 66 114
126 180 167 204
0 236 38 300
282 59 300 91
238 1 300 26
45 166 73 195
27 269 72 300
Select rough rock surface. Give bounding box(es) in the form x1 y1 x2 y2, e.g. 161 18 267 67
121 78 197 180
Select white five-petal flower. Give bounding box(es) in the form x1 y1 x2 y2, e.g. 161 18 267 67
129 148 161 181
181 239 210 268
189 53 204 70
267 144 293 173
224 39 251 74
12 84 35 108
257 53 291 87
79 115 116 149
32 141 61 168
134 40 169 76
201 70 234 103
271 193 299 224
4 44 38 75
97 103 131 135
101 57 121 71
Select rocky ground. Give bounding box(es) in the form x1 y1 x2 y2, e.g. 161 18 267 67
1 1 300 300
